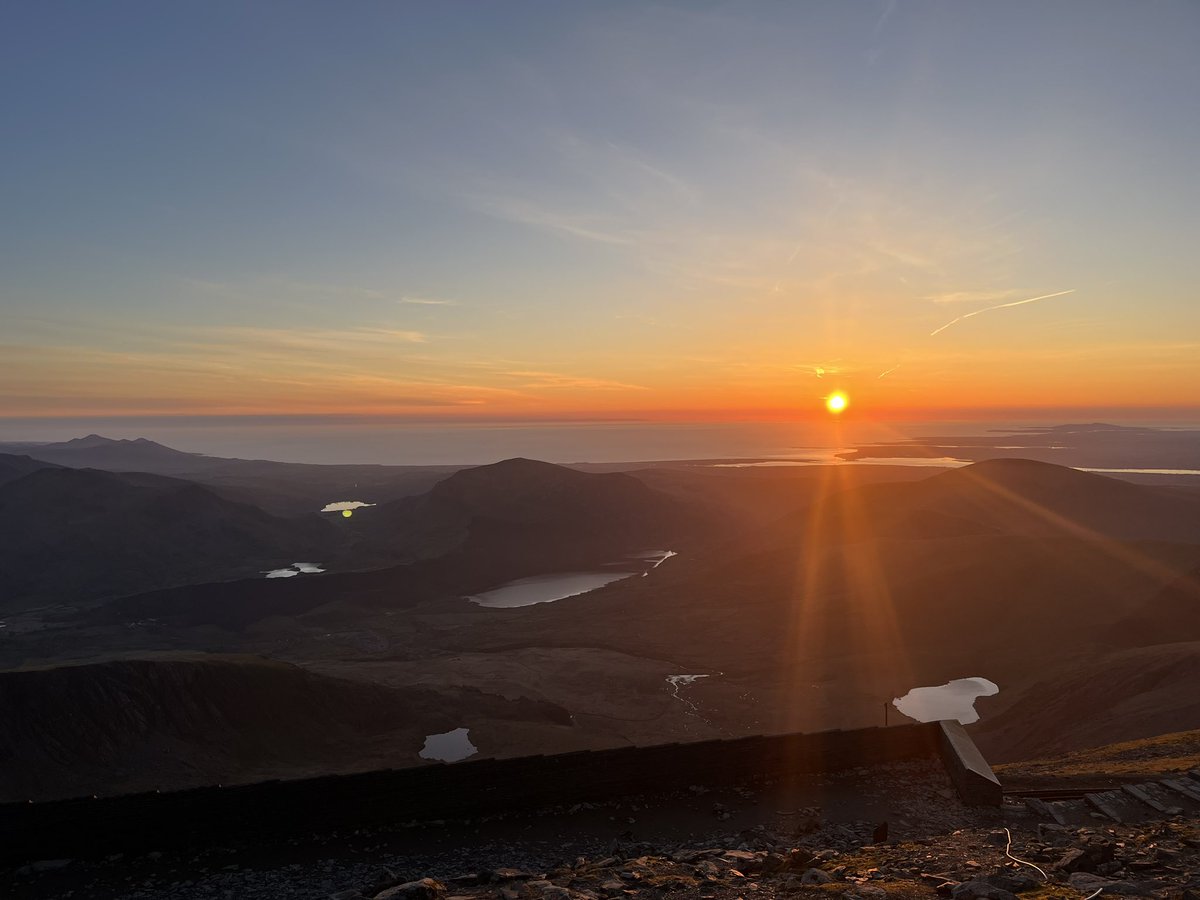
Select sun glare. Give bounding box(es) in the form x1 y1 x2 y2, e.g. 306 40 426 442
825 391 849 415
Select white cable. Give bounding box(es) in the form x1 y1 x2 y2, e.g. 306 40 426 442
1004 827 1048 880
1005 827 1107 900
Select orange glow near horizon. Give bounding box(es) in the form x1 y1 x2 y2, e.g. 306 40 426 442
4 318 1200 423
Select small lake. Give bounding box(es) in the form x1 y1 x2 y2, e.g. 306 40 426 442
321 500 376 512
262 561 326 579
419 727 477 763
468 572 633 608
467 550 676 608
893 677 999 724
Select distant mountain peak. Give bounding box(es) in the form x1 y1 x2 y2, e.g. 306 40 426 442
486 457 566 471
942 457 1102 486
61 434 171 448
64 433 119 447
53 434 196 455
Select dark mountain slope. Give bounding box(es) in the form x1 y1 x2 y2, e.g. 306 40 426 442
430 459 1200 748
64 458 706 630
971 641 1200 762
0 467 336 610
776 459 1200 546
0 452 59 488
0 654 572 801
0 434 462 515
2 434 213 473
1100 562 1200 647
362 457 708 566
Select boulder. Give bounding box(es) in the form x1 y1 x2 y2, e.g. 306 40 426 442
1067 873 1152 896
375 878 447 900
950 880 1017 900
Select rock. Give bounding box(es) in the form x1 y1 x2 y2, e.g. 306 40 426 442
761 852 797 875
950 879 1018 900
330 891 365 900
489 869 538 883
983 873 1039 893
29 859 73 872
375 878 447 900
801 868 834 885
1067 873 1150 896
369 867 405 893
871 822 888 844
724 850 763 874
723 850 759 863
1056 849 1087 872
787 848 814 869
1056 837 1116 874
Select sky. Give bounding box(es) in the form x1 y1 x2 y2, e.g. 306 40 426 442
2 1 1199 425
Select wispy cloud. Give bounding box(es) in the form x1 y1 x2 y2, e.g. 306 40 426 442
203 324 429 349
930 289 1077 337
184 276 395 308
926 289 1021 305
872 0 898 36
467 193 633 246
795 363 840 378
400 296 458 306
503 370 648 391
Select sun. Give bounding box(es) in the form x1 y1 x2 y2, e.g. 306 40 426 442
825 391 849 414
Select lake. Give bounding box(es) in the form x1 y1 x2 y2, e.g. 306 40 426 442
893 677 999 724
262 561 326 578
321 500 376 512
467 550 676 608
419 727 477 763
467 571 634 608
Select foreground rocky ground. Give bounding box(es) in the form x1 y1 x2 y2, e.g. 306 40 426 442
309 817 1200 900
5 757 1199 900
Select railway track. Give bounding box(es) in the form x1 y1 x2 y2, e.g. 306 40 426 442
1007 770 1200 826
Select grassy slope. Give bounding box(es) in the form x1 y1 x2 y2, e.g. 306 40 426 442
996 728 1200 789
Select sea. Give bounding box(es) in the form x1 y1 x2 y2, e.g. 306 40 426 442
0 415 1196 468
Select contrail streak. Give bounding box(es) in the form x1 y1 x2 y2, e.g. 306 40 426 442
878 363 901 378
930 289 1076 336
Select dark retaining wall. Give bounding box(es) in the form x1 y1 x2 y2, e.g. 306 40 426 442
937 720 1003 807
0 721 997 863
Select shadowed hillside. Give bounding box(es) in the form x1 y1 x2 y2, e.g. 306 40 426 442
0 435 463 515
6 457 1200 794
972 642 1200 762
1 435 211 473
0 467 336 610
345 456 709 567
0 452 59 488
0 654 572 801
796 458 1200 545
